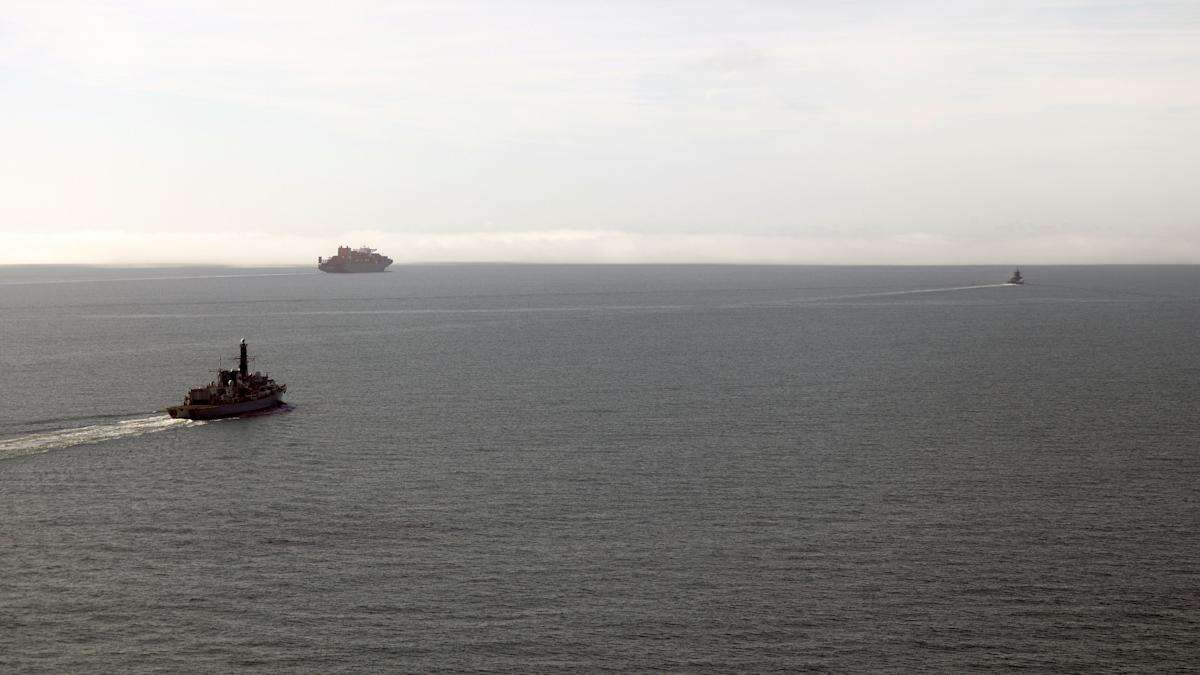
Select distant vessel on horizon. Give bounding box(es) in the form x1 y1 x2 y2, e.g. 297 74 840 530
1008 268 1024 285
318 245 393 273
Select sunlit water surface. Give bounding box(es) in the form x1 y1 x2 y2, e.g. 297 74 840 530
1 265 1197 671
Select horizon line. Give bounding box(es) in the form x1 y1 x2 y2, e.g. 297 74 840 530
5 261 1200 268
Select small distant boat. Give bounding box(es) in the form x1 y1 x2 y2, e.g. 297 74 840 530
1007 268 1024 285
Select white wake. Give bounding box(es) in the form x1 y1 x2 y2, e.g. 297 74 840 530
800 283 1012 303
0 415 198 460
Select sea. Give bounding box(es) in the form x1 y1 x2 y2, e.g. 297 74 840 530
1 264 1197 672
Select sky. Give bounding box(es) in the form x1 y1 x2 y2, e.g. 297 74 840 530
2 0 1198 264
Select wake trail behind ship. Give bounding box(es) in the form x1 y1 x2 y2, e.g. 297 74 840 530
797 283 1013 303
0 415 199 460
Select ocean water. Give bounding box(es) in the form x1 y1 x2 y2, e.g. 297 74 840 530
1 264 1197 672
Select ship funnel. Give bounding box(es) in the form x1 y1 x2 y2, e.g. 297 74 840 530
239 339 249 376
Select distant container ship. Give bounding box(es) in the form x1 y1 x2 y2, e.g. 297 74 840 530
318 245 393 273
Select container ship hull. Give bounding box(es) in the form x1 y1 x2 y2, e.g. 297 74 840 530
167 391 284 420
318 260 391 273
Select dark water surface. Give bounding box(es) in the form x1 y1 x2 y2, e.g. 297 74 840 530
2 265 1198 672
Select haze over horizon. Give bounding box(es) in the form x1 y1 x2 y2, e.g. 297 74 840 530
3 1 1199 265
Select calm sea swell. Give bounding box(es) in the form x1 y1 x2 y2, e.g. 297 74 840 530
1 265 1197 671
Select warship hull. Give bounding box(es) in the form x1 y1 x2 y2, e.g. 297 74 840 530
167 391 284 420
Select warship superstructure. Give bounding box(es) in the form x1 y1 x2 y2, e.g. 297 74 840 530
166 340 287 420
318 245 393 273
1008 268 1024 285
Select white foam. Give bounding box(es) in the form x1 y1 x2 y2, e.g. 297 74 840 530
0 415 198 460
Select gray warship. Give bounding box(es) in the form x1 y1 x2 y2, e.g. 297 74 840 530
318 245 393 273
1008 268 1024 285
166 340 287 420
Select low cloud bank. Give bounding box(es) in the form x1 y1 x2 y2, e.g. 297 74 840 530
3 229 1199 265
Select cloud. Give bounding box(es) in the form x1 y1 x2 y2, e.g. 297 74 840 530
9 1 1199 132
2 2 1198 262
3 228 1198 265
